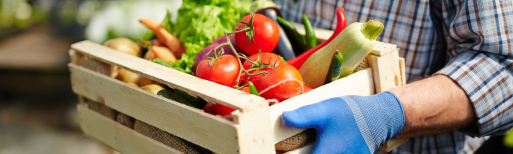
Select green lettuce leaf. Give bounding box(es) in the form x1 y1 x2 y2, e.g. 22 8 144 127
160 0 252 75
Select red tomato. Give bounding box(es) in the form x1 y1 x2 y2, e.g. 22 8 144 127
235 14 280 55
242 53 284 70
302 85 314 94
203 102 217 115
240 87 251 94
241 68 271 88
215 103 236 116
214 87 250 116
257 64 304 102
196 55 240 87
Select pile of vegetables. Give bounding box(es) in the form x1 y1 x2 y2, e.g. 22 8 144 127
103 0 384 118
142 0 253 75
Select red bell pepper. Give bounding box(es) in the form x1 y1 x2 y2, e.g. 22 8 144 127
287 7 347 69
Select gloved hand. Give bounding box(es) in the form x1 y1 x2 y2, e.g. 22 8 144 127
281 92 405 154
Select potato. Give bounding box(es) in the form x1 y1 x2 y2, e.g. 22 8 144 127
138 76 157 87
116 68 140 84
141 84 165 94
104 38 141 57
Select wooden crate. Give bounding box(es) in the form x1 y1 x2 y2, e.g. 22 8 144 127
70 27 407 154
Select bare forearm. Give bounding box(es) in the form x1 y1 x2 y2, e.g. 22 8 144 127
389 75 477 138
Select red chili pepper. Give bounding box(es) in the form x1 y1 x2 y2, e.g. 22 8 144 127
287 7 347 70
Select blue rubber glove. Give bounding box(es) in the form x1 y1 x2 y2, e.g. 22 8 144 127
281 92 405 154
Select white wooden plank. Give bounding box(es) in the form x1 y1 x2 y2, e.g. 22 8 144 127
71 40 265 111
70 64 241 154
370 50 408 152
371 43 398 56
233 103 276 154
369 50 401 93
77 104 183 154
269 68 375 143
399 57 406 85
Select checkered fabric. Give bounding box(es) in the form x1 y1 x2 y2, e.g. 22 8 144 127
274 0 513 153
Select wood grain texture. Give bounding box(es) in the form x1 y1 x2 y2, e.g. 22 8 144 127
71 41 265 111
77 104 183 154
399 57 407 85
71 27 407 153
70 64 241 154
269 68 375 144
368 50 401 93
233 102 276 154
372 51 408 152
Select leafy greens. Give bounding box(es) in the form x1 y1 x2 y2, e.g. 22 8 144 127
160 0 252 75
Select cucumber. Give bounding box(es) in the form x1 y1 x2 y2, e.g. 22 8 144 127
324 50 345 84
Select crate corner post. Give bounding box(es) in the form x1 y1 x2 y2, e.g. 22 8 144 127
370 43 409 152
233 98 276 154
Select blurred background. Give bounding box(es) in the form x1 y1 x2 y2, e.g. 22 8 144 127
0 0 512 154
0 0 181 153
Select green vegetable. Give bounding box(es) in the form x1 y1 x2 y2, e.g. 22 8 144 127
251 0 280 11
141 30 156 41
170 54 195 75
157 90 196 108
299 20 384 87
152 58 173 68
247 81 260 96
302 15 317 50
505 129 513 148
157 89 207 109
277 16 306 54
172 88 207 109
160 0 252 75
324 50 345 84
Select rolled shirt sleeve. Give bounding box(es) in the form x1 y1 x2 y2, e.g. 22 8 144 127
435 0 513 136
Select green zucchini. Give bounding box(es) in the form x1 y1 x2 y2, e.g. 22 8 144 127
299 20 384 87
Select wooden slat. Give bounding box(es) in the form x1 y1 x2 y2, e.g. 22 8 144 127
269 68 375 143
70 64 241 154
371 43 398 56
77 104 183 154
399 57 407 85
233 103 276 154
378 138 409 152
71 41 265 111
370 50 408 152
368 50 401 93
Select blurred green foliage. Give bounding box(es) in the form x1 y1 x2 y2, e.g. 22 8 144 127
0 0 49 30
504 129 513 147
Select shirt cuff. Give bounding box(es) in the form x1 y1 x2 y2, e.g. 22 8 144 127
435 51 513 137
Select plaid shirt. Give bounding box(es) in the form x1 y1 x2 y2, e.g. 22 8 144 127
274 0 513 153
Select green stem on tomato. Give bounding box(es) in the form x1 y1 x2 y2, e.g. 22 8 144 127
205 13 273 89
223 31 247 89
